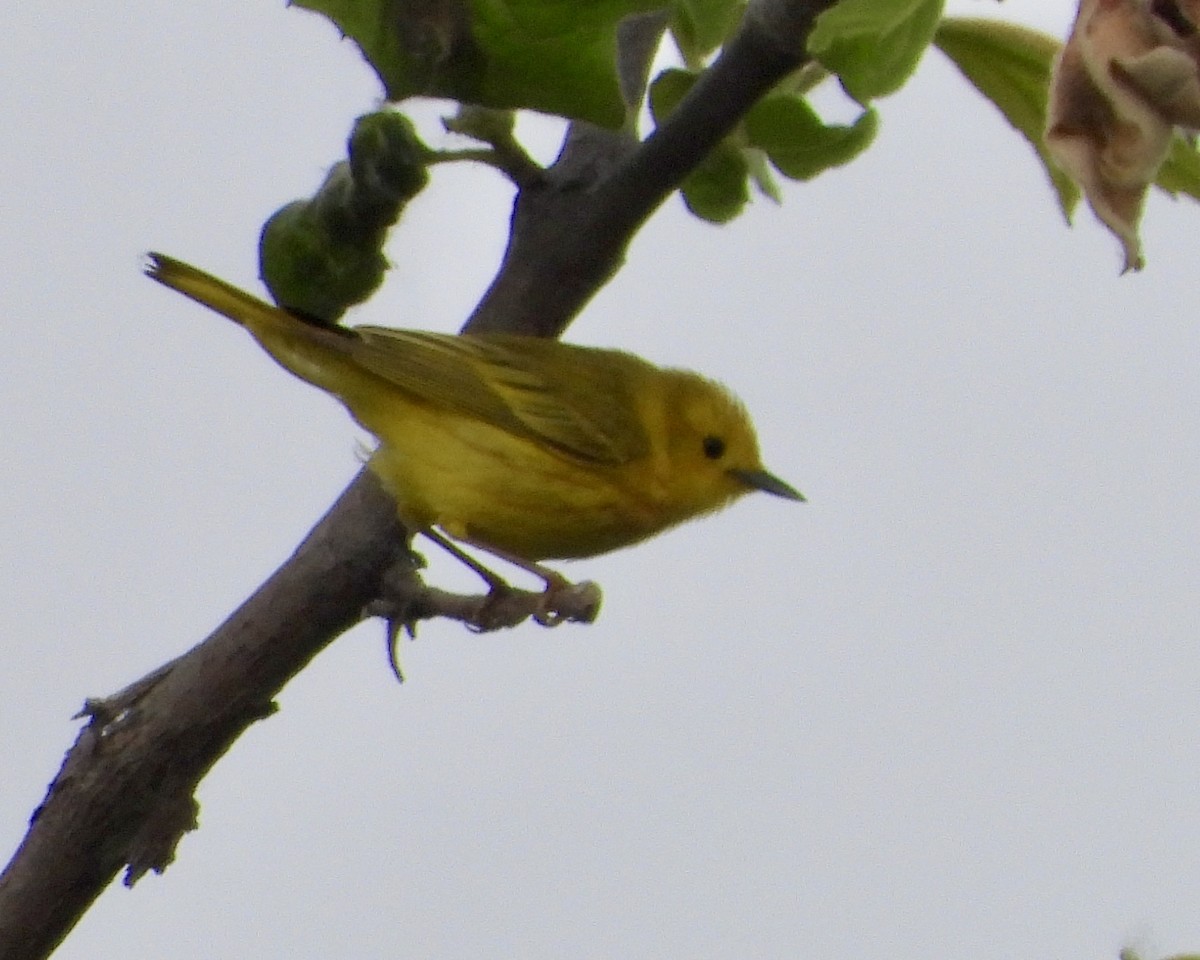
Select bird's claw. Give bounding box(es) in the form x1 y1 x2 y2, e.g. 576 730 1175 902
469 578 603 631
534 579 602 626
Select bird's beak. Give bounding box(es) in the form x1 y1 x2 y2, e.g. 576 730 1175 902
729 468 805 501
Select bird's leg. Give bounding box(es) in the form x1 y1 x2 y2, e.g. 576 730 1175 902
446 538 601 627
421 529 601 627
421 527 513 594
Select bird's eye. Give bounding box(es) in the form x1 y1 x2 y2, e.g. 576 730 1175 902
702 435 726 460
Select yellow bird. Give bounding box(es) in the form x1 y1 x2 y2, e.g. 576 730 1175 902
145 254 802 601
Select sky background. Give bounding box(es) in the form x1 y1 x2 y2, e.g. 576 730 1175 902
3 1 1199 958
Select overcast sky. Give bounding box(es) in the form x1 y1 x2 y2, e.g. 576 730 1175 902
4 2 1200 958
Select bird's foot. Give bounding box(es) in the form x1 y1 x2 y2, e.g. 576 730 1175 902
534 578 603 626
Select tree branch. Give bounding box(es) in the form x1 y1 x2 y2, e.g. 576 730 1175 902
0 2 836 956
465 0 837 335
0 471 405 957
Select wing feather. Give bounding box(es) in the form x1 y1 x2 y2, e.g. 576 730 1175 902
348 329 651 465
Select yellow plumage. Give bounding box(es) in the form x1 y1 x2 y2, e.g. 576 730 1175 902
145 253 801 588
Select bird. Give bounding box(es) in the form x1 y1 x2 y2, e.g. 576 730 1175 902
145 253 802 614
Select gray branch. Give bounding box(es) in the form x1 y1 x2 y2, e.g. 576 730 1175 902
0 2 835 956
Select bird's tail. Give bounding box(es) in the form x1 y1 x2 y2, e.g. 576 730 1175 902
144 253 298 334
145 252 369 405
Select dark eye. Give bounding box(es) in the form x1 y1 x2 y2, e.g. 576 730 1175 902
701 435 726 460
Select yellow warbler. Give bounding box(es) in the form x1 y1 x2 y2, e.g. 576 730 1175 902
145 253 801 596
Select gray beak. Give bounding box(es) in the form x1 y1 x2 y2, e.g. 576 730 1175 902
729 468 805 502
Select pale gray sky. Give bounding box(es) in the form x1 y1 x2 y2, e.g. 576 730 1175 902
4 2 1200 958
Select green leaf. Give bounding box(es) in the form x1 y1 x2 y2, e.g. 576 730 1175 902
647 66 698 123
934 17 1078 219
680 143 750 222
649 67 748 222
670 0 745 64
652 68 876 219
346 112 431 215
746 149 783 204
651 69 877 220
807 0 944 103
293 0 663 127
258 112 428 322
1155 134 1200 201
745 95 878 181
259 197 388 323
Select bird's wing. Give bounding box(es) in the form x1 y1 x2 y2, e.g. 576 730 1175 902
348 329 650 465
